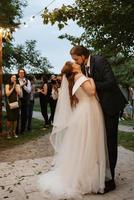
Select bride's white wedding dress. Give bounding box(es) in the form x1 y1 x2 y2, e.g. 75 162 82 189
38 76 110 199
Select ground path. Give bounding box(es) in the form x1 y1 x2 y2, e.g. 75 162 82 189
0 111 134 199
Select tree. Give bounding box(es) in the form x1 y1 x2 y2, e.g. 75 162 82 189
113 58 134 87
42 0 134 58
3 40 53 74
0 0 27 132
0 0 27 28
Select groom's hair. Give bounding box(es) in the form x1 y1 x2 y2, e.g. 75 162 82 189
70 45 91 58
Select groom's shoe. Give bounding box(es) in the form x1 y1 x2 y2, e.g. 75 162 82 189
104 180 116 193
97 180 116 195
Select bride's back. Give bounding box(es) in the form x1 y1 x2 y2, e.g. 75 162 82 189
73 75 96 102
75 86 91 100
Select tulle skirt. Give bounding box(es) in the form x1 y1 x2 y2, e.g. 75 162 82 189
38 97 109 199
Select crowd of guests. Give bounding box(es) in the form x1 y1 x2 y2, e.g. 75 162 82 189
4 68 61 139
4 67 133 139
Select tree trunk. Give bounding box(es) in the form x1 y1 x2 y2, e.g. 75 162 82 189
0 31 3 134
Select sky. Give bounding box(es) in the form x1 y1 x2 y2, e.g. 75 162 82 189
13 0 83 74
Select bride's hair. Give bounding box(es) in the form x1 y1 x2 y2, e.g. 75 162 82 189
61 61 78 107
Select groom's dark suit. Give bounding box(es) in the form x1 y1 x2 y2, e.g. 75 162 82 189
82 55 127 182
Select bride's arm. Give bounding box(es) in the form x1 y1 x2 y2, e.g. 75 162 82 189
74 73 96 96
81 77 96 96
73 62 96 97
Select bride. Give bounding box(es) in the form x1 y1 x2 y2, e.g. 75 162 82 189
38 61 111 199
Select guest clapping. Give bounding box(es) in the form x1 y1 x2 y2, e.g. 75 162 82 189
5 75 21 138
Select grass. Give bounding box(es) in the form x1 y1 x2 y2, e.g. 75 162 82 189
33 98 41 111
1 112 134 152
118 131 134 151
119 118 134 126
0 117 52 151
33 97 51 112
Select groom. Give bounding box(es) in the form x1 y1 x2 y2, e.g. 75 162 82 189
70 45 127 193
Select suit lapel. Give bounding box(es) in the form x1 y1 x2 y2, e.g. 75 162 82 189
81 56 95 77
81 64 86 75
90 55 95 77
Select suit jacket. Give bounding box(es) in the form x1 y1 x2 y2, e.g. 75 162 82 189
88 55 127 116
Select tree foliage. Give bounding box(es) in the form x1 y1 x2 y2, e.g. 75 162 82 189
42 0 134 58
0 0 27 28
0 0 52 74
3 40 53 74
113 58 134 87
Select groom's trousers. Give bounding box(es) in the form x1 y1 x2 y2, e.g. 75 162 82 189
103 112 119 180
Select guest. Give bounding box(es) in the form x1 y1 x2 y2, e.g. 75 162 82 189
38 75 49 129
5 75 21 138
129 87 134 118
56 74 62 87
17 68 31 134
119 84 128 120
27 75 36 131
48 75 59 124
